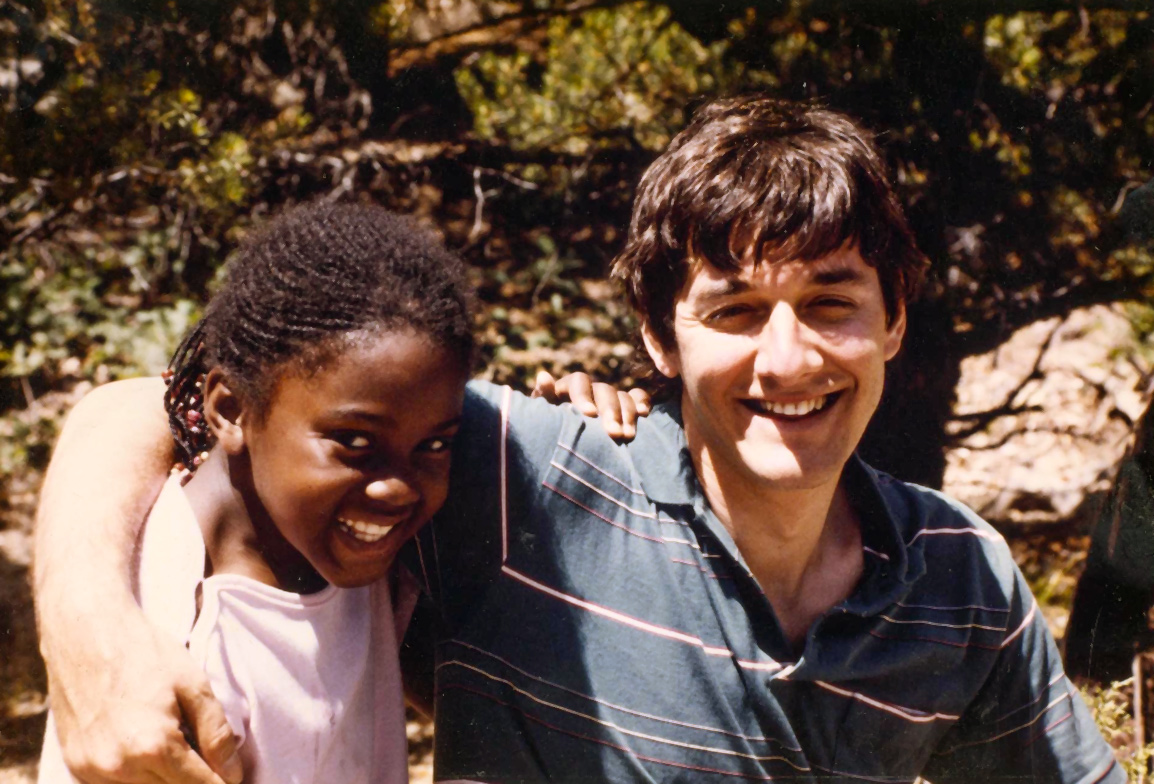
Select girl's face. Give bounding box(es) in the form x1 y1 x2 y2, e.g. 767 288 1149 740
239 328 468 589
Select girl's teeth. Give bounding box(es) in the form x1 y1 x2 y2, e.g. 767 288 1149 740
338 518 398 543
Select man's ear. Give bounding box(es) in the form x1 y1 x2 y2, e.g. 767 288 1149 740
883 300 907 362
203 368 247 455
641 320 680 379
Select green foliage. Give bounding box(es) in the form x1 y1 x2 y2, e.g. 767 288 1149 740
455 2 740 154
0 246 199 380
0 405 60 477
4 0 1153 394
984 11 1132 94
178 132 255 211
0 252 105 378
0 0 379 385
1 0 1153 476
1125 301 1154 342
88 300 202 377
1082 679 1154 781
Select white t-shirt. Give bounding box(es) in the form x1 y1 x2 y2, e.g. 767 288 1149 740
39 474 416 784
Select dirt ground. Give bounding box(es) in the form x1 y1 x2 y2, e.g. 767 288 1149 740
0 450 47 776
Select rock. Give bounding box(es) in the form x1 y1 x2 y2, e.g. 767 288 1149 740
942 304 1153 526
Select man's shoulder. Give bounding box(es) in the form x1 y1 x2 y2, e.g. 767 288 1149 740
457 380 650 505
463 379 676 473
460 380 574 468
867 465 998 533
859 463 1019 594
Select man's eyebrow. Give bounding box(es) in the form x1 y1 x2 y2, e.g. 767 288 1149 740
694 278 752 301
811 266 867 286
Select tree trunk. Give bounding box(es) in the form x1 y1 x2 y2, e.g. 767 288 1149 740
1066 394 1154 683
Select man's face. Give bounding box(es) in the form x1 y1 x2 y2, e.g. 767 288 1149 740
643 245 905 496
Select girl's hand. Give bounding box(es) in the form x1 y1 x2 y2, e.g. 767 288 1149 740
531 370 651 441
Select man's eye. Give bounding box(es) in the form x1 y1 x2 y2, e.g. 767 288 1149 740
332 432 374 450
811 298 854 312
707 304 753 322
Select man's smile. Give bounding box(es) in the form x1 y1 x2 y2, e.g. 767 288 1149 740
740 391 841 420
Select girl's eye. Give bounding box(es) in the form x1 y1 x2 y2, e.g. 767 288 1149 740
332 432 374 450
420 436 455 454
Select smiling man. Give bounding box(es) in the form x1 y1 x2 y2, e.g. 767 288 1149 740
641 243 904 646
35 96 1120 784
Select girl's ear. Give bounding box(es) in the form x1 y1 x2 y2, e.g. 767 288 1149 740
203 368 247 455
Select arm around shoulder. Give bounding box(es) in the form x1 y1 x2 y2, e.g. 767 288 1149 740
34 377 242 784
34 376 172 619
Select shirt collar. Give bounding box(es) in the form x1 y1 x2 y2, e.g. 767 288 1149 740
839 455 924 613
628 402 923 614
628 398 699 506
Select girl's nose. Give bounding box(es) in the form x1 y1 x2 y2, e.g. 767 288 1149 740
364 475 421 507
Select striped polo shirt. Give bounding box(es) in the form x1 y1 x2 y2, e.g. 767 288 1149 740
403 381 1121 783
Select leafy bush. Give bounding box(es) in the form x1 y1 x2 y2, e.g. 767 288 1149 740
1083 678 1154 782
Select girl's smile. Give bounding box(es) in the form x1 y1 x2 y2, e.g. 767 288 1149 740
337 517 403 543
194 328 468 592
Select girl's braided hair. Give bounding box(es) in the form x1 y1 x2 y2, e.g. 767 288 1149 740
164 201 474 470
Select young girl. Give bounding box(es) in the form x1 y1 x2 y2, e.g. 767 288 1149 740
38 201 475 784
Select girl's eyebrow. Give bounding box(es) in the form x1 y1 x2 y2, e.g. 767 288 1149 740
432 415 463 431
327 409 463 431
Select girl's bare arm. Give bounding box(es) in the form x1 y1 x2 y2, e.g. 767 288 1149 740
34 377 242 784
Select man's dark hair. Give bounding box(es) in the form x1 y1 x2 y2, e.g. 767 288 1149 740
612 95 929 377
165 201 475 469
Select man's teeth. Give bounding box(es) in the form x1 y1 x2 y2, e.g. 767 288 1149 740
338 518 398 543
753 395 830 417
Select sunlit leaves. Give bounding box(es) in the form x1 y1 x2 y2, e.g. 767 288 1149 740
984 11 1138 95
455 2 738 154
178 133 254 211
0 0 371 383
3 0 1154 393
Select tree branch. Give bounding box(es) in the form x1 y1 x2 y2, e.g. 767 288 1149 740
387 0 628 76
804 0 1150 25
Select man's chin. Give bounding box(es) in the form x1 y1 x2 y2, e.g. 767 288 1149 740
737 451 845 493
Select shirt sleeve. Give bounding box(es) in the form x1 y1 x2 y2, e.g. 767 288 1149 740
921 567 1124 784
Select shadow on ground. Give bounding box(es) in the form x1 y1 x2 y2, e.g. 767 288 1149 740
0 544 46 777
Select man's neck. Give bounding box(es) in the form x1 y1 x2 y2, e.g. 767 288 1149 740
690 448 864 651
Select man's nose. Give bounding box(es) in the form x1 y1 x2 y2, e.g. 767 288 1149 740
364 472 421 508
752 304 823 380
